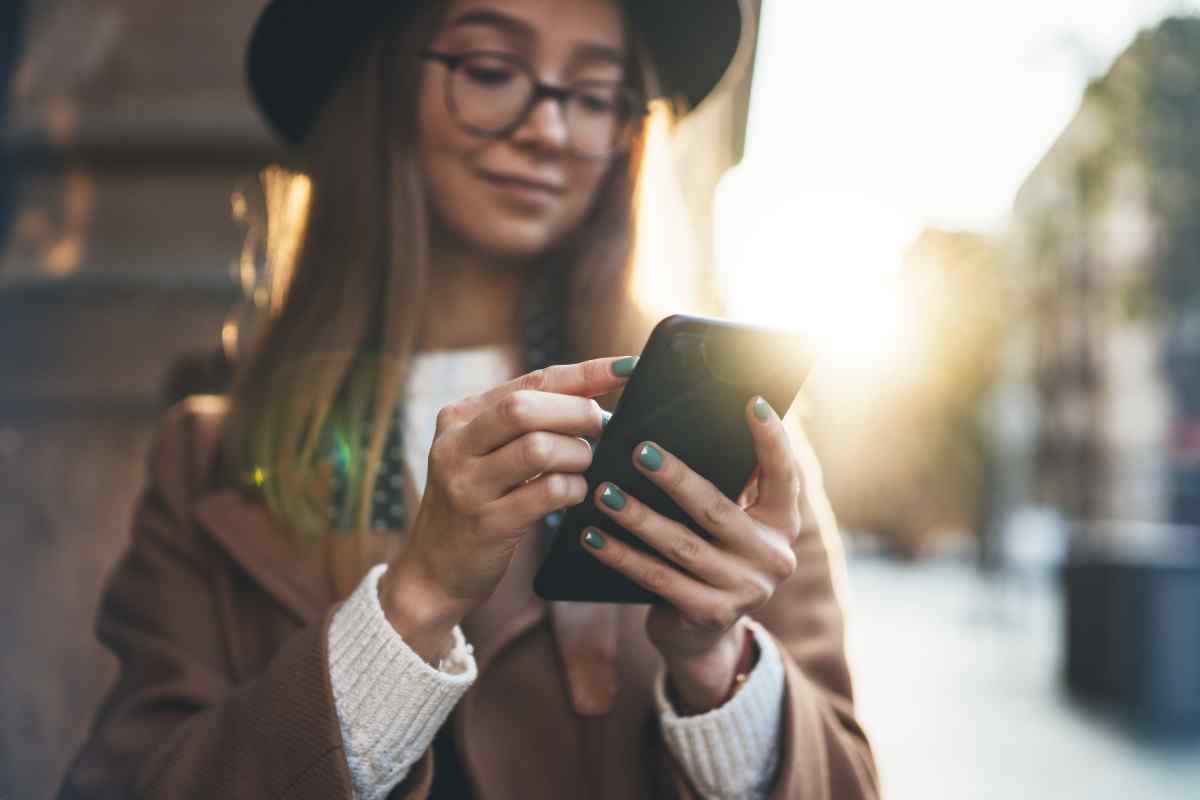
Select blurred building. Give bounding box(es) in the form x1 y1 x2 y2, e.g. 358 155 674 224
1008 16 1200 530
1004 15 1200 733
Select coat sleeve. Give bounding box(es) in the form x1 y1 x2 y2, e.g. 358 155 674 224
660 426 881 800
55 405 435 800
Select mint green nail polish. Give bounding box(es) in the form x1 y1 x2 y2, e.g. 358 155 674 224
601 410 613 429
600 484 626 510
637 443 663 471
753 397 772 422
583 529 606 550
612 356 638 377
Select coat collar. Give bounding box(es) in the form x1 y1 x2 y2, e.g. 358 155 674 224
193 488 331 624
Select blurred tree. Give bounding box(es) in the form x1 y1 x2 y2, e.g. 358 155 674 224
1009 16 1200 527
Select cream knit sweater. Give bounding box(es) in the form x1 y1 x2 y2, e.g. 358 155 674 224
328 346 785 799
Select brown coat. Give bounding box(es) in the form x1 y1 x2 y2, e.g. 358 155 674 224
57 396 879 799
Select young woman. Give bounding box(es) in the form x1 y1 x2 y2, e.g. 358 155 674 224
58 1 878 798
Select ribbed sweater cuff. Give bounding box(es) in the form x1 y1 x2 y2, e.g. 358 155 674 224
328 563 477 800
654 618 785 800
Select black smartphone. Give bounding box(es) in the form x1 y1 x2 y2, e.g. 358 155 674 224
533 314 814 603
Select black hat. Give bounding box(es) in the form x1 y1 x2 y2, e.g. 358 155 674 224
247 0 747 146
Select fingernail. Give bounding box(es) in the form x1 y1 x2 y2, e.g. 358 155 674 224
600 483 626 510
583 529 606 550
601 410 613 429
753 397 772 422
637 443 663 471
581 435 596 453
612 356 639 377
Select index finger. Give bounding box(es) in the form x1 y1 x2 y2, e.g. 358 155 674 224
458 356 637 419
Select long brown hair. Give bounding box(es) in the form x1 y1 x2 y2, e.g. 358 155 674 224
222 1 664 542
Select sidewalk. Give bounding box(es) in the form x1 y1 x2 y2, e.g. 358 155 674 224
843 554 1200 799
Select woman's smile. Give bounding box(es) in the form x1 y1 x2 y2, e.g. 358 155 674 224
476 167 566 213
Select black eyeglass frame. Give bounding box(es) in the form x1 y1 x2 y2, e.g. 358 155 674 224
419 49 649 160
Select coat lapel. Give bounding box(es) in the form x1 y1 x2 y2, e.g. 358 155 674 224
455 521 621 718
193 488 330 626
549 601 621 716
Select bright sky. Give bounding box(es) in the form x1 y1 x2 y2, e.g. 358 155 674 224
714 0 1200 361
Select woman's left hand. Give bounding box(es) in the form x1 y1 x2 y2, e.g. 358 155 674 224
579 396 803 714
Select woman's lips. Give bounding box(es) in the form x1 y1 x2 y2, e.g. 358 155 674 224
478 170 565 211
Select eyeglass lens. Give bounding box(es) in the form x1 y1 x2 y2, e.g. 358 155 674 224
448 53 632 157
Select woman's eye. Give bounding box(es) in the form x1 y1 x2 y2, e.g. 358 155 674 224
577 91 618 115
463 64 516 87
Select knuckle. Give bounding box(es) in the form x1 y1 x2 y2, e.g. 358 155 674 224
607 539 628 568
543 472 568 503
666 464 688 492
702 493 737 530
766 543 798 582
522 432 555 472
445 473 475 510
623 499 649 527
640 563 674 594
518 368 548 392
435 403 461 432
743 576 774 608
669 535 702 567
580 359 603 389
544 473 583 505
501 391 536 428
691 603 736 633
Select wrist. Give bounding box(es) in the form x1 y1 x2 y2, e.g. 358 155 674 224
378 557 470 667
663 621 753 715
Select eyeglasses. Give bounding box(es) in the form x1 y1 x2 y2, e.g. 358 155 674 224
419 49 647 160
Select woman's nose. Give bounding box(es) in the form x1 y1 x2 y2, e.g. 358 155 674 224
510 95 570 154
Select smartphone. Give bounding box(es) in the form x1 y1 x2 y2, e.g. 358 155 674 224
533 314 814 604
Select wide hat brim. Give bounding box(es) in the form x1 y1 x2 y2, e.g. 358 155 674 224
247 0 747 146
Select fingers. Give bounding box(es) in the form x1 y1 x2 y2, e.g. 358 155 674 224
628 441 758 550
452 357 637 423
629 440 786 567
462 390 609 456
474 432 594 498
484 472 589 533
744 397 803 526
578 526 736 630
590 482 746 590
736 465 761 509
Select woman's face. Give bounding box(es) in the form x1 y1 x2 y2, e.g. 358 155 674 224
418 0 627 262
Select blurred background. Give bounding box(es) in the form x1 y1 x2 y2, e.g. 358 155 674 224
3 1 1200 798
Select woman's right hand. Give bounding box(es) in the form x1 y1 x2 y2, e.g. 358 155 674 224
377 356 635 664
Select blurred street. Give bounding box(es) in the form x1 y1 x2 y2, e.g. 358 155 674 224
844 552 1200 799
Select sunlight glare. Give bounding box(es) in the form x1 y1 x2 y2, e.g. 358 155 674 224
630 100 704 320
715 184 921 371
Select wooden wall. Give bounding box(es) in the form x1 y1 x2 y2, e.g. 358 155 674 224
1 2 269 796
